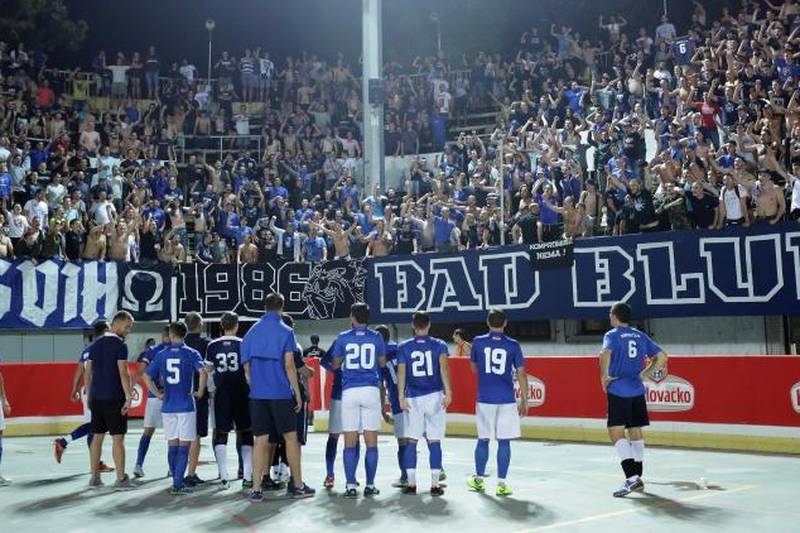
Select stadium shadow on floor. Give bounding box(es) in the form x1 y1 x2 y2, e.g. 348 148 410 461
14 472 86 489
197 497 302 530
647 480 726 491
14 488 95 513
631 492 729 522
477 493 552 522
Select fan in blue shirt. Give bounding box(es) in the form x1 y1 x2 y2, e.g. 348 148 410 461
329 304 386 497
599 302 668 498
144 322 207 495
467 309 528 497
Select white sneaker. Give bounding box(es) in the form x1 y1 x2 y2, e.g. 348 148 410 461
133 465 145 478
0 476 12 487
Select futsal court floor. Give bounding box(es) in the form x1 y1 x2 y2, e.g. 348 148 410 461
0 422 797 532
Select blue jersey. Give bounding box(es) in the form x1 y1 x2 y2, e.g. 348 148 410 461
146 343 204 414
469 332 525 404
672 38 695 65
320 348 343 401
330 327 386 390
397 336 449 398
137 342 169 398
382 342 402 414
603 327 662 398
241 312 297 400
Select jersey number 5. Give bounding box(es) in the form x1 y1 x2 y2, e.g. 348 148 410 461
166 358 180 384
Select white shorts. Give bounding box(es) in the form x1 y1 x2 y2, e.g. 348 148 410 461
406 391 446 441
82 390 91 424
329 399 363 435
476 402 521 440
143 397 163 429
163 412 196 441
341 386 382 432
392 411 407 439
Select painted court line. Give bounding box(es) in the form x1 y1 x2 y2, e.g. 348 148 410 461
511 484 759 532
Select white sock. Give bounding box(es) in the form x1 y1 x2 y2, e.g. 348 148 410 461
242 445 253 482
431 469 441 487
631 440 645 463
214 444 228 481
407 468 417 486
614 439 633 461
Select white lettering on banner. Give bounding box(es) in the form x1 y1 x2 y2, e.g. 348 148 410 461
374 261 425 313
786 233 800 300
427 257 482 312
571 247 636 307
122 269 164 313
645 374 695 412
514 374 546 410
0 260 12 321
637 242 705 305
699 235 784 302
61 262 81 322
791 381 800 414
18 260 59 327
81 262 118 325
478 252 540 309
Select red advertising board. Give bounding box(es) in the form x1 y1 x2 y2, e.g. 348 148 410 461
2 355 798 428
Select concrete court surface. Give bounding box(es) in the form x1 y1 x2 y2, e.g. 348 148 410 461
0 423 798 532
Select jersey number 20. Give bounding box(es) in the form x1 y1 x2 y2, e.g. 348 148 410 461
345 343 375 370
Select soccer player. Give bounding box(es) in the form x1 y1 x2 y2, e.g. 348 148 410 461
375 324 408 488
242 292 314 502
600 302 668 497
320 344 347 489
184 312 211 487
0 351 11 486
330 303 386 498
467 308 528 497
144 321 208 496
205 312 253 490
84 310 136 489
131 326 170 478
54 320 114 473
396 312 451 496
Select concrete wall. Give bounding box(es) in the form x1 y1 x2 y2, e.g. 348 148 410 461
0 315 780 362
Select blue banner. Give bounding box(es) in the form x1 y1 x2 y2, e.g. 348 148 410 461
0 260 172 329
366 223 800 323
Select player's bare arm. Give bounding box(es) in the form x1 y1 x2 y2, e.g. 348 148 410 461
84 360 93 404
194 367 208 399
516 366 528 416
0 370 9 415
397 360 409 412
69 362 85 402
440 353 453 408
599 348 617 392
640 350 669 381
143 373 162 400
117 359 133 415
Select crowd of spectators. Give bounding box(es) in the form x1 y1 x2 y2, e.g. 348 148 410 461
1 1 800 268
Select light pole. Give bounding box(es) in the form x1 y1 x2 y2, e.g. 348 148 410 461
430 12 441 57
205 18 215 90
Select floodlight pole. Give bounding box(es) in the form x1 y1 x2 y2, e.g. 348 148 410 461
205 19 216 89
499 135 506 246
362 0 385 192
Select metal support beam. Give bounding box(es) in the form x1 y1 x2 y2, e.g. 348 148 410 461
362 0 385 192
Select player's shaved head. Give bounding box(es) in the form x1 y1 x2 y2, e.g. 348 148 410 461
185 312 203 332
610 302 632 325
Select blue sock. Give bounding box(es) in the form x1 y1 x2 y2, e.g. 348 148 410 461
343 446 358 487
475 439 489 477
428 441 442 470
87 432 94 449
325 435 338 477
70 423 91 442
365 446 378 487
136 434 152 468
174 445 190 489
397 443 407 478
404 441 418 471
167 445 178 486
355 439 361 462
497 439 511 480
